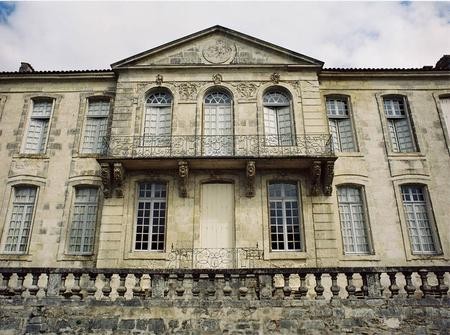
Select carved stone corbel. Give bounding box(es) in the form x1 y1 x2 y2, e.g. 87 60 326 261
113 162 125 197
100 163 112 198
310 161 322 196
178 160 189 198
322 160 335 196
245 161 256 197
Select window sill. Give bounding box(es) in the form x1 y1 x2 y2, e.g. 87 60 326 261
74 153 106 159
14 154 49 159
125 251 168 260
339 254 380 262
265 251 308 260
0 253 33 262
335 152 364 158
57 253 95 261
406 253 446 261
387 152 425 160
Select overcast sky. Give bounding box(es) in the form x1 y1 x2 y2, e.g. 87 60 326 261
0 1 449 71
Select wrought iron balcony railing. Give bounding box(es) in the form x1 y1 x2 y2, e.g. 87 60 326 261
103 134 333 158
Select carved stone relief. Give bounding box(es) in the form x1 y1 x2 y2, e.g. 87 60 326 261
202 39 236 64
100 163 112 198
113 162 125 197
322 160 335 196
270 72 280 84
178 160 189 198
245 161 256 197
231 82 260 99
173 82 205 101
212 73 222 85
155 74 163 86
310 161 322 196
101 162 125 198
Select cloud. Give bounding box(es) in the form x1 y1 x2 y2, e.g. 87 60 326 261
0 1 448 71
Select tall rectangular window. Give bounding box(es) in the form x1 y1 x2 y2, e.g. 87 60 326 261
135 182 167 251
326 97 356 152
68 187 98 254
401 185 438 254
4 186 37 253
263 90 294 146
24 99 53 153
268 182 302 251
383 97 416 153
337 186 371 254
82 99 110 154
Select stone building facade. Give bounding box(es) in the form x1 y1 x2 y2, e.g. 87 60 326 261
0 25 449 271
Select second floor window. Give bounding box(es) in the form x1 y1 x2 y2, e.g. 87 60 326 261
383 96 416 153
268 182 303 251
24 99 53 154
82 99 110 154
68 187 99 255
440 97 450 147
144 91 172 146
3 186 37 254
135 182 167 251
263 90 294 146
337 186 371 254
326 97 356 152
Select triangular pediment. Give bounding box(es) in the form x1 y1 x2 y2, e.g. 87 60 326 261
112 26 323 68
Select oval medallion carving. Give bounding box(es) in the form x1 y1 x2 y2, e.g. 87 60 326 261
202 39 236 64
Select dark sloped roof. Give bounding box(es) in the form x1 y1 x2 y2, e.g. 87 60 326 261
0 69 113 75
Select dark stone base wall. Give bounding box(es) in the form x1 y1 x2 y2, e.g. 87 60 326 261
0 298 449 335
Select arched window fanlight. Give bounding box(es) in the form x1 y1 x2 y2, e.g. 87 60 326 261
204 91 231 104
263 91 290 106
146 91 172 105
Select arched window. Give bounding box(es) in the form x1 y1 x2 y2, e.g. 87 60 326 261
203 90 233 156
143 90 173 146
263 89 294 146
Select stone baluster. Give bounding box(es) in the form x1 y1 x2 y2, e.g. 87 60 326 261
102 273 113 299
360 273 369 298
418 269 432 298
223 273 232 298
314 273 325 300
282 273 292 298
151 274 166 299
191 273 200 298
0 273 13 297
28 272 40 297
247 274 257 300
207 273 216 298
86 272 98 300
116 273 127 300
145 274 152 299
345 273 356 300
258 274 272 300
176 273 185 297
366 272 382 298
387 272 399 298
403 271 416 298
14 272 26 297
132 273 144 299
59 273 68 298
330 272 340 300
238 274 248 299
294 273 308 300
163 274 171 297
71 273 83 300
435 271 449 297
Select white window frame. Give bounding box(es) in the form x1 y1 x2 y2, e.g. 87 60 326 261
67 187 99 255
268 181 303 252
2 185 38 254
142 91 173 147
326 96 357 152
263 90 295 146
23 98 54 154
134 182 167 252
81 98 110 154
400 185 440 255
383 96 417 153
336 185 372 255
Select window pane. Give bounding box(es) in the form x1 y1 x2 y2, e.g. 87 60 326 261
69 187 98 254
401 185 437 254
337 186 370 254
87 100 110 117
135 182 167 251
25 119 49 153
268 182 302 251
327 98 355 152
4 186 37 253
82 117 108 153
384 97 415 152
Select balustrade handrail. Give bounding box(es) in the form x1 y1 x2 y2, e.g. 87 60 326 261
103 134 334 158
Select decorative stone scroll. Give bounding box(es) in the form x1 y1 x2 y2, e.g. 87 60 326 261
173 82 204 101
178 160 189 198
322 160 335 196
100 163 112 198
310 161 322 196
113 162 125 197
245 161 256 197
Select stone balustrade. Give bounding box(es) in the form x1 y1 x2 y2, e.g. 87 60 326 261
0 267 448 302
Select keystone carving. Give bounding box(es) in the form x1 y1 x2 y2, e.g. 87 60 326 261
212 73 222 85
155 74 163 86
245 161 256 198
270 72 280 84
322 160 335 196
310 161 322 196
113 162 125 197
178 160 189 198
100 162 112 198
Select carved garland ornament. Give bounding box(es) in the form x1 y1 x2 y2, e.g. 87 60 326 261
178 160 189 198
245 161 256 198
310 161 322 196
322 160 335 196
231 82 260 98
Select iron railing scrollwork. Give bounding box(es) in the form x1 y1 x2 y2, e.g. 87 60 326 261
102 134 334 158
